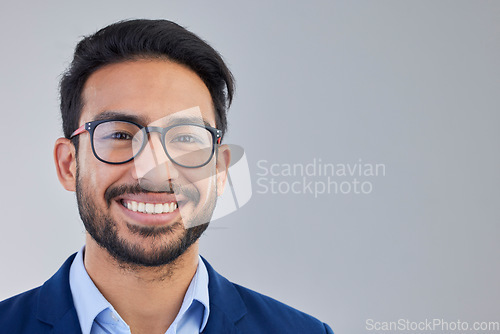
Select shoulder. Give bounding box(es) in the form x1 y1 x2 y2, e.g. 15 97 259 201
202 257 333 333
232 283 333 333
0 287 50 333
0 287 40 318
0 253 78 333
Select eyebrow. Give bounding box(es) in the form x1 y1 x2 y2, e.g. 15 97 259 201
167 117 213 128
92 111 215 128
93 111 146 124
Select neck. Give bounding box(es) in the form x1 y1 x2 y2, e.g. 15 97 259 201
84 235 200 334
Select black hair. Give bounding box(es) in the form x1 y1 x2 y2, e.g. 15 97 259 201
60 19 234 146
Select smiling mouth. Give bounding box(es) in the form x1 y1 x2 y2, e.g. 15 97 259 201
120 199 178 214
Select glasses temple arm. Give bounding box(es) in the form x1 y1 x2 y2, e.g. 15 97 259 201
70 124 87 138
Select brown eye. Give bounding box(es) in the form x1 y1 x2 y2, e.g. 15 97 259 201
172 134 197 143
109 132 132 140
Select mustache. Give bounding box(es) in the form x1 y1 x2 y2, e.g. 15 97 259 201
104 182 200 207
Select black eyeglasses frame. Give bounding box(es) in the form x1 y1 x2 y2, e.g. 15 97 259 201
70 119 222 168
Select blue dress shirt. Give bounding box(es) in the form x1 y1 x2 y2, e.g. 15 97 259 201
69 246 210 334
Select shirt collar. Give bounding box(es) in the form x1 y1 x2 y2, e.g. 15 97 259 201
69 246 210 334
178 252 210 331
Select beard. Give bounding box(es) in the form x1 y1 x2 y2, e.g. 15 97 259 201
75 166 216 269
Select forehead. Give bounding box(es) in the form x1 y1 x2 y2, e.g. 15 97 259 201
79 59 215 126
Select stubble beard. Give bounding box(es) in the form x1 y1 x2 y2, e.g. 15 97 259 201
75 166 215 270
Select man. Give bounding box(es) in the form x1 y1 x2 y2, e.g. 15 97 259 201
0 19 333 334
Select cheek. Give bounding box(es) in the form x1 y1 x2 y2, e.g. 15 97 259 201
77 144 129 196
183 164 217 197
77 143 96 184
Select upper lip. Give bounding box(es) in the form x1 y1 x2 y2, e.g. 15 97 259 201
116 193 184 204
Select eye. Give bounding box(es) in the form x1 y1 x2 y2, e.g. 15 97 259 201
108 132 133 140
172 134 198 143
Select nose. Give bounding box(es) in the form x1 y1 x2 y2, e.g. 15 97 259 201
132 132 179 191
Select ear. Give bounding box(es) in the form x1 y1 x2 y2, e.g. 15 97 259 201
215 144 231 197
54 137 77 192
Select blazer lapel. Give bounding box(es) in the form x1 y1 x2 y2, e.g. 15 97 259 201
36 253 82 333
202 304 239 334
201 257 247 334
51 309 82 334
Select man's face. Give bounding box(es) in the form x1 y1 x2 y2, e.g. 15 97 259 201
74 59 227 267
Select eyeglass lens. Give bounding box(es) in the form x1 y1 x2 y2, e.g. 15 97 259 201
92 121 214 166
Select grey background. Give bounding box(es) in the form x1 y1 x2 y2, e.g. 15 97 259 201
1 1 499 333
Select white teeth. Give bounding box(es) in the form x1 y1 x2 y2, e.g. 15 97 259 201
145 203 155 214
163 203 171 213
123 200 177 214
137 202 145 213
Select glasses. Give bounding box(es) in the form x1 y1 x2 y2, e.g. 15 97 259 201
70 119 222 168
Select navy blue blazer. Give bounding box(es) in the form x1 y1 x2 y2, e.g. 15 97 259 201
0 254 333 333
